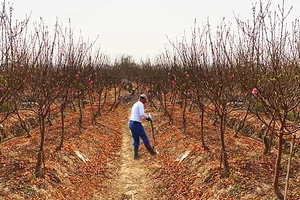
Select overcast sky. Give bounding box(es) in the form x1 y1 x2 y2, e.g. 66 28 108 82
7 0 300 62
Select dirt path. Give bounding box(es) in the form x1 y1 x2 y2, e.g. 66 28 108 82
105 118 158 200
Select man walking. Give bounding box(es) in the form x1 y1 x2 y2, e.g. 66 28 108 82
129 94 156 160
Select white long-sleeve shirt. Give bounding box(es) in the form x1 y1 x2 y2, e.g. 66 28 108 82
130 101 148 122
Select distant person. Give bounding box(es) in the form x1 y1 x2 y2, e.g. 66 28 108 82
128 94 156 160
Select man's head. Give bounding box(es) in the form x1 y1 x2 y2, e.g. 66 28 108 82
139 94 147 104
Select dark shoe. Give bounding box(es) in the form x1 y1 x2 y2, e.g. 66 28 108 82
134 146 139 160
145 145 157 155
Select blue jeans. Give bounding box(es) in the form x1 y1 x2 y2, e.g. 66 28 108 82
128 120 150 147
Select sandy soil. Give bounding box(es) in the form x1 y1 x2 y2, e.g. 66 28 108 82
102 114 159 199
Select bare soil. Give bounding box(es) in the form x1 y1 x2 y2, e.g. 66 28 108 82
0 99 299 199
101 110 160 200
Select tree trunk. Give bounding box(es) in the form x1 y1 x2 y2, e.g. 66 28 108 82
92 93 102 124
109 85 117 111
233 110 248 138
88 91 96 124
57 108 65 150
263 118 275 154
182 97 187 134
221 149 230 178
78 96 83 134
200 106 208 150
273 131 284 199
220 113 230 177
13 102 31 137
35 114 45 178
167 92 175 124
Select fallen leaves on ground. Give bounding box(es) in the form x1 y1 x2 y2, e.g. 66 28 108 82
0 100 299 200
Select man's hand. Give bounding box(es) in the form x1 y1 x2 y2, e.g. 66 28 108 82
146 114 152 121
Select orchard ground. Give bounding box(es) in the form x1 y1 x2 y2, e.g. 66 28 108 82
0 94 299 199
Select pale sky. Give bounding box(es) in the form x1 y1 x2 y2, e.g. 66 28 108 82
7 0 300 62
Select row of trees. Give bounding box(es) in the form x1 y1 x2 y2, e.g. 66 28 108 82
138 1 300 198
0 1 130 178
1 0 299 199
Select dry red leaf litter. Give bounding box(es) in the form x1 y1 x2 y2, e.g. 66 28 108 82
0 101 299 199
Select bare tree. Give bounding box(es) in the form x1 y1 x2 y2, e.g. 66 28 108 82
236 1 300 198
